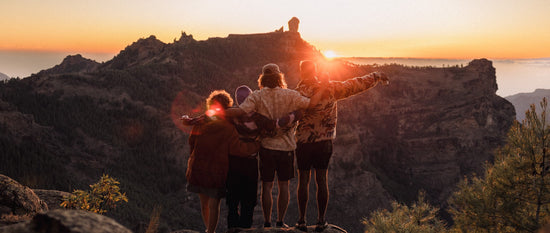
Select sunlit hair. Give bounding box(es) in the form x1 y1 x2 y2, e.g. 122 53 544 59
206 90 233 110
300 60 317 77
258 72 287 89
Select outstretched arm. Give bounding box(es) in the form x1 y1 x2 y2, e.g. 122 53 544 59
225 107 247 118
333 72 389 100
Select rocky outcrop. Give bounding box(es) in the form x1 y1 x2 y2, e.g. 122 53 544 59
172 224 347 233
0 175 47 225
335 59 515 209
37 54 100 75
0 209 132 233
32 190 71 211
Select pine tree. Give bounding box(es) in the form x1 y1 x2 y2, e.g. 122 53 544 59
363 191 448 233
449 98 550 232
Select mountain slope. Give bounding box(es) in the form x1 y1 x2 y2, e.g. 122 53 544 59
0 30 515 232
0 72 9 81
505 89 550 122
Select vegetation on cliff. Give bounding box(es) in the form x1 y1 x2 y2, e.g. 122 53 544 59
362 98 550 232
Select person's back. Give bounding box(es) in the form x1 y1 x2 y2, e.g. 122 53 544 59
185 90 260 233
293 60 389 231
238 63 312 228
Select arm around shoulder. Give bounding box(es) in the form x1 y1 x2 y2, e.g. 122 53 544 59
227 124 260 156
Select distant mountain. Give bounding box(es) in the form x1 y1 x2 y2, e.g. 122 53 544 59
0 72 9 80
505 89 550 122
0 28 515 232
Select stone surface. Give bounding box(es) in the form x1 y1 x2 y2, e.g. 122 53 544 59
32 190 72 211
0 209 132 233
0 174 47 225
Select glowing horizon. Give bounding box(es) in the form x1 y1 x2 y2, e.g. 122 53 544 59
1 0 550 59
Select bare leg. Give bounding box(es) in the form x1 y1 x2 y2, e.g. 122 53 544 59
297 169 311 222
315 169 329 223
207 197 221 233
277 180 290 223
261 181 274 224
198 193 210 230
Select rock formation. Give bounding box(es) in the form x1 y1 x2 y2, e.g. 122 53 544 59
0 209 132 233
36 54 100 75
0 174 48 226
288 17 300 33
32 190 71 211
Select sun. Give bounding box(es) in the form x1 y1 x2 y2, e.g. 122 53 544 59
323 50 339 59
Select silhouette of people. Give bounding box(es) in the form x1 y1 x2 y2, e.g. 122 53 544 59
229 63 325 228
294 60 389 232
185 90 260 233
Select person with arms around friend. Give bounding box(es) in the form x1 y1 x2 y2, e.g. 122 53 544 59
294 60 389 232
233 63 325 228
185 90 260 233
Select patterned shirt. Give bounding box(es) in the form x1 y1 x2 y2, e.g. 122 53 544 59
239 87 310 151
295 73 380 144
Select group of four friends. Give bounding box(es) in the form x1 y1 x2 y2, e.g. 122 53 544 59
183 60 390 233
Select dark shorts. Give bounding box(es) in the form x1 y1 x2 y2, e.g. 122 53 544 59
296 140 333 170
259 147 295 182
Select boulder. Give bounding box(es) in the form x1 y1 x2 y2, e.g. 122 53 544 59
229 225 347 233
0 174 47 225
0 209 132 233
172 225 348 233
32 190 72 211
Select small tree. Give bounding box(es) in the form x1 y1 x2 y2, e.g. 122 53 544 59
61 174 128 214
449 98 550 232
363 191 448 233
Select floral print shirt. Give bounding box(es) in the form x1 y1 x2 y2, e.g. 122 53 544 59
295 73 380 144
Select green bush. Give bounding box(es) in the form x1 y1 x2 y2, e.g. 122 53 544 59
363 191 448 233
61 174 128 214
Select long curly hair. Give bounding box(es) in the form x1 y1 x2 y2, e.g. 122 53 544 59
258 72 287 89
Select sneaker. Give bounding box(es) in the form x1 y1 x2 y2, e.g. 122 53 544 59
315 220 328 232
295 220 307 232
263 222 271 228
276 221 289 228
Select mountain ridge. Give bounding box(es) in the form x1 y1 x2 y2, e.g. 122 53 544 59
0 27 515 232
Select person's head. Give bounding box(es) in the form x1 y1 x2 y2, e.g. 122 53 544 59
258 63 287 89
300 60 317 79
206 90 233 114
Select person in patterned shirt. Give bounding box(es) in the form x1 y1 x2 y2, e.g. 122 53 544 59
294 60 389 232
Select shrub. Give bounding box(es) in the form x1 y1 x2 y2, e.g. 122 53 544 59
61 174 128 214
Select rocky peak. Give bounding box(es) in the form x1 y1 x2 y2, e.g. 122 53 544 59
107 35 166 68
176 31 196 44
37 54 99 76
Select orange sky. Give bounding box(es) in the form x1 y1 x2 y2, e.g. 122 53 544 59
1 0 549 59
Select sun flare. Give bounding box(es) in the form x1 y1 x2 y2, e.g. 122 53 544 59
323 50 339 59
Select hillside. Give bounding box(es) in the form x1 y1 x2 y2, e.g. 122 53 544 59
0 28 515 232
505 89 550 122
0 72 9 81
